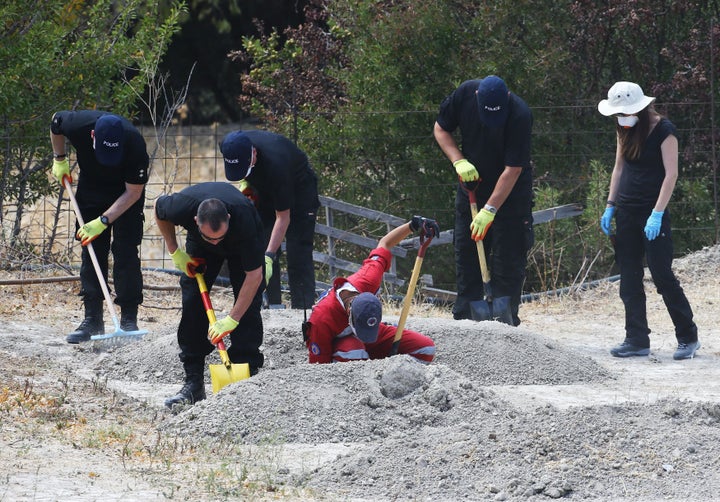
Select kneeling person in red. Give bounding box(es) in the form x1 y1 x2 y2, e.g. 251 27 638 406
305 216 439 364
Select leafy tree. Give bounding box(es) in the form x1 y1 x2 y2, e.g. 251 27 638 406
0 0 186 266
230 0 719 291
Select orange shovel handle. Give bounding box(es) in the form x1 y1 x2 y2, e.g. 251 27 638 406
195 273 231 363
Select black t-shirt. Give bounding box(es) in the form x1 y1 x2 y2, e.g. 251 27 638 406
51 110 149 202
436 79 533 207
243 130 319 223
154 182 265 270
617 118 676 210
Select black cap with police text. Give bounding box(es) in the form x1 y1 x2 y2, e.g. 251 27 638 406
94 114 124 166
476 76 510 128
220 131 254 181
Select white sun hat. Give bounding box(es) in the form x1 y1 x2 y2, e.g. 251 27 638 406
598 81 655 116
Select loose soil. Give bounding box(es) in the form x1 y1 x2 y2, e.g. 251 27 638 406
1 244 719 501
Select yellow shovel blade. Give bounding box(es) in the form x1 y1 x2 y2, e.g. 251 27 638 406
209 361 250 393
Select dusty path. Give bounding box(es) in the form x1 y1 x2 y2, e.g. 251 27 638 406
0 244 719 501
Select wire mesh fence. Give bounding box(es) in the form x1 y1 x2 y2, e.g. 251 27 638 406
2 102 718 295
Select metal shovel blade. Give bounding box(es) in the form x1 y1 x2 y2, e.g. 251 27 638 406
209 345 250 394
470 296 513 325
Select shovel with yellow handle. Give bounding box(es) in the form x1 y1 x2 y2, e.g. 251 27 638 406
389 223 434 356
460 180 513 325
195 272 250 393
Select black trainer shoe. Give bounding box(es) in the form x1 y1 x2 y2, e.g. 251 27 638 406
66 317 104 344
673 341 701 360
610 341 650 357
164 379 206 409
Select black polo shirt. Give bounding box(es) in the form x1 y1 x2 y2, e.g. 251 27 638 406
242 130 319 223
154 182 265 270
436 79 533 208
51 110 149 202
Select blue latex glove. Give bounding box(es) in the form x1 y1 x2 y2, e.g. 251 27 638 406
600 206 616 236
644 210 664 240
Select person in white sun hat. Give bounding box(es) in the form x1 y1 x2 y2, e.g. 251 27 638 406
597 81 699 360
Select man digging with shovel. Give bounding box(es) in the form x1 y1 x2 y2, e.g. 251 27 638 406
304 216 439 364
433 75 534 326
155 182 266 408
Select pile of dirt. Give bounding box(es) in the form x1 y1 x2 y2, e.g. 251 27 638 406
0 244 719 500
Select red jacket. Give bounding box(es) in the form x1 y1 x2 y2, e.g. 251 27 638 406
305 247 391 363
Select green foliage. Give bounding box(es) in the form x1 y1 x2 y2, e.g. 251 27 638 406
670 175 717 253
233 0 719 293
0 0 185 257
529 160 617 292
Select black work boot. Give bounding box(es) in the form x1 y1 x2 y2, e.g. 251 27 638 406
66 300 104 344
164 377 206 409
120 305 139 331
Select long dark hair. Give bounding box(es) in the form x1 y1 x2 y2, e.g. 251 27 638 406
617 105 660 161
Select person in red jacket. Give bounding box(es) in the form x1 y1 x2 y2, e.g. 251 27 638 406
305 216 440 364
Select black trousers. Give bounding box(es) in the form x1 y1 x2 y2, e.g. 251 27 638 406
177 245 265 373
614 208 697 346
264 206 318 309
453 185 534 325
77 194 144 309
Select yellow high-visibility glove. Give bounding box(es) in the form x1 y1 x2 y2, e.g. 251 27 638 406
52 158 72 185
238 179 258 205
264 253 274 285
208 315 239 344
453 159 479 182
470 208 496 241
170 248 205 277
76 217 108 246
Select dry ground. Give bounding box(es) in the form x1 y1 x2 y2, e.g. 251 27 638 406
0 244 719 501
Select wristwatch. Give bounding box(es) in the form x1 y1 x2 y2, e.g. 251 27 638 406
53 153 66 159
100 215 110 226
484 204 497 214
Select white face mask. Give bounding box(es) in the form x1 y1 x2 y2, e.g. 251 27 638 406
617 115 639 128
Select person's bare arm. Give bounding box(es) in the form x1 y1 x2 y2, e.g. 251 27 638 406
155 210 179 253
378 223 413 251
485 166 523 210
50 131 66 157
433 122 463 164
654 134 679 212
267 209 291 254
228 267 264 321
102 183 144 223
606 138 624 205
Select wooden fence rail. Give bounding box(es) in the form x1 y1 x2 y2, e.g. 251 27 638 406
308 196 584 298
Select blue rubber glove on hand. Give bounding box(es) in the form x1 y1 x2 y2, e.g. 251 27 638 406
264 253 274 285
644 210 664 240
470 208 496 241
453 159 480 183
76 217 108 246
52 158 72 185
208 315 239 344
600 206 616 236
